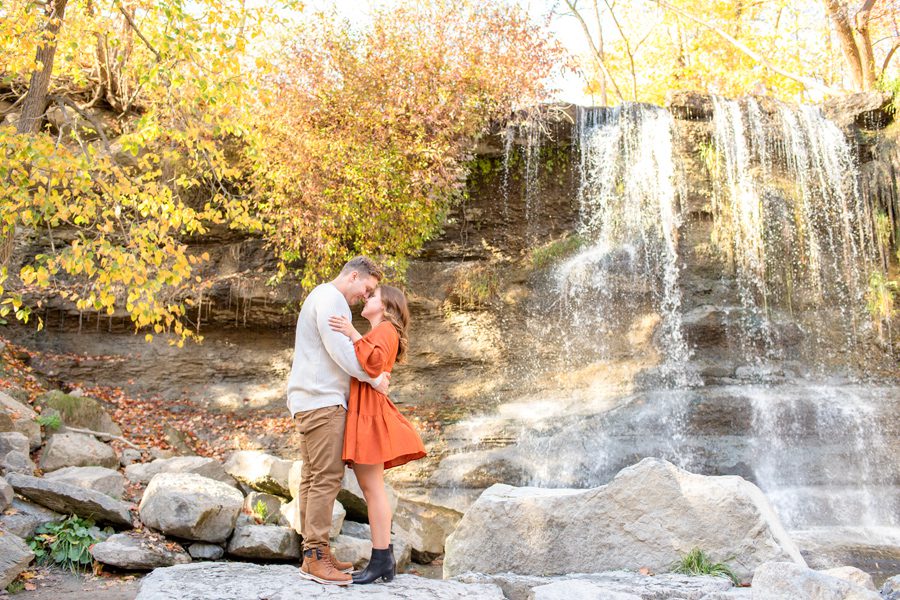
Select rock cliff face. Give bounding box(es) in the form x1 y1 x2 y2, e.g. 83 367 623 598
6 93 899 504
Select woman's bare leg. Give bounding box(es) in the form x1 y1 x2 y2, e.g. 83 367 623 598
352 463 391 548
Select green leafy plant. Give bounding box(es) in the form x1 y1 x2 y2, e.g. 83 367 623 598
865 271 896 340
672 548 739 585
5 578 25 594
698 140 721 176
27 515 109 572
251 499 270 524
34 413 61 431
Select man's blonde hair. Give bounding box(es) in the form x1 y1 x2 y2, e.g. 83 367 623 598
340 256 383 281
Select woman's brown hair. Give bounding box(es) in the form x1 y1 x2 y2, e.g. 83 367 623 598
378 285 410 363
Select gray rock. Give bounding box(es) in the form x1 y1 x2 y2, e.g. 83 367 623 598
882 574 900 600
443 458 804 582
0 450 35 475
0 391 41 450
393 497 462 562
135 563 505 599
0 530 34 590
818 566 876 591
0 475 12 511
91 532 191 570
138 472 242 543
665 90 714 121
331 530 411 570
280 496 345 539
821 91 894 130
120 449 143 467
5 473 132 527
242 492 284 525
39 432 118 472
455 571 734 600
38 390 122 437
0 498 62 538
223 450 292 497
752 562 881 600
187 543 225 561
125 456 236 487
226 523 301 560
338 468 398 522
44 466 126 499
0 431 29 457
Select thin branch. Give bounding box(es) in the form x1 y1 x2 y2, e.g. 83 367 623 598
113 0 161 62
655 0 844 95
63 425 143 450
603 0 637 100
51 95 111 153
883 39 900 72
563 0 626 102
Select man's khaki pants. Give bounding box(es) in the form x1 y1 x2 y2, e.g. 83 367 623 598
295 405 346 550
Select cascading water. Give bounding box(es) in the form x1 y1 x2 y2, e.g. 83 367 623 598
431 95 898 573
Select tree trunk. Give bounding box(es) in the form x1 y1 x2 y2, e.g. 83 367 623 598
823 0 866 90
4 0 68 272
16 0 69 134
854 0 878 90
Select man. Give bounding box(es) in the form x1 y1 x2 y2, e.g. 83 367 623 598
288 256 389 585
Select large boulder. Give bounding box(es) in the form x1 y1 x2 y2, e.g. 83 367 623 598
457 571 737 600
337 467 399 521
0 475 13 510
44 466 125 498
125 456 236 487
223 451 292 497
37 390 122 437
444 458 805 582
39 432 118 472
0 498 62 538
0 392 40 450
138 472 242 543
752 562 881 600
0 450 35 476
226 523 301 560
91 532 191 570
0 431 29 457
5 473 132 527
0 531 34 590
393 497 462 562
134 563 505 600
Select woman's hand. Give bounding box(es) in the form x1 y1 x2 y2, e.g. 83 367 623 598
329 315 362 342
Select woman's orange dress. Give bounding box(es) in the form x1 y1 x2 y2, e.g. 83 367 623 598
343 321 426 470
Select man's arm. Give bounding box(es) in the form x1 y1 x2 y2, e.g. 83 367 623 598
316 305 383 386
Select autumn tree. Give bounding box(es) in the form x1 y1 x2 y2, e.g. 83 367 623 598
0 0 295 342
253 0 562 287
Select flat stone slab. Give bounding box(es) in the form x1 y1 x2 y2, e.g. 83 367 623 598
456 571 736 600
44 465 126 498
0 498 62 538
135 563 505 599
5 473 133 527
126 456 236 487
0 530 34 590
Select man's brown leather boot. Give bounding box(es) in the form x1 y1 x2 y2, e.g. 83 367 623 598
325 546 354 574
299 546 352 585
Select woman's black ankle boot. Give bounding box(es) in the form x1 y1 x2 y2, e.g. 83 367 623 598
352 546 396 584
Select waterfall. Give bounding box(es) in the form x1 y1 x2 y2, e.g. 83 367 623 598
708 96 880 364
553 104 693 387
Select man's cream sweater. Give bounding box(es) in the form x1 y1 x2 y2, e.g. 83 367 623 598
286 283 379 415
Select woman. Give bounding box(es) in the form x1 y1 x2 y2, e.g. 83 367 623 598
328 284 426 584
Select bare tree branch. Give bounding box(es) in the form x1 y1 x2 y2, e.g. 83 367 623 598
563 0 626 103
113 0 161 62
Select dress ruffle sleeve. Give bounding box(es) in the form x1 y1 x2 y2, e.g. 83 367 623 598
353 322 399 378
